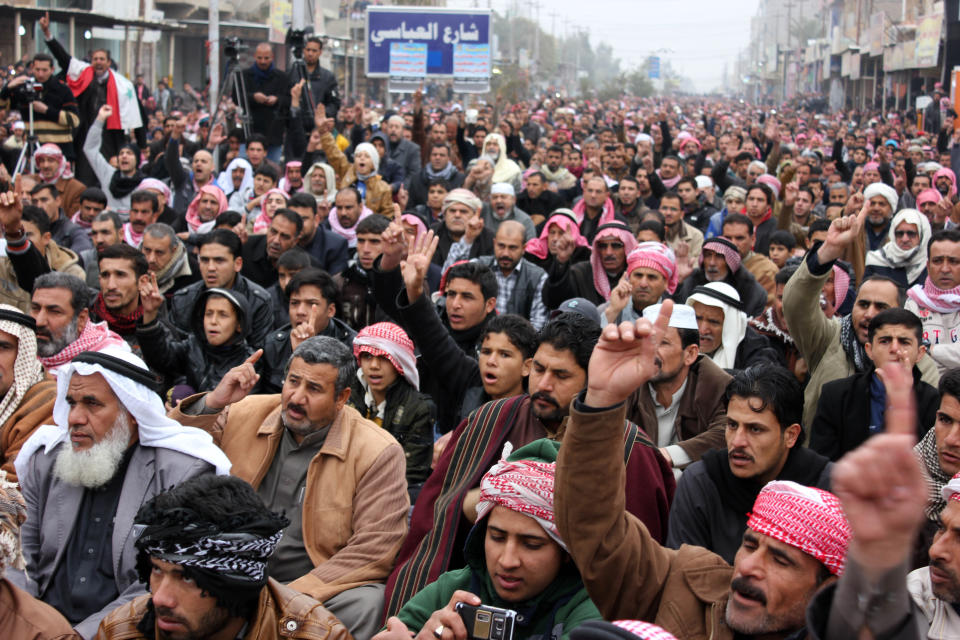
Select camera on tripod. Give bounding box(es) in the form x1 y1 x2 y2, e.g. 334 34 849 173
16 76 43 102
286 26 314 60
224 37 248 62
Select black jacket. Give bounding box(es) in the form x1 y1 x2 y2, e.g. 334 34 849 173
0 75 79 158
810 366 939 461
240 65 291 147
430 222 494 268
170 275 274 350
240 234 280 289
667 446 833 564
348 376 435 502
288 62 340 122
260 317 356 393
407 166 465 208
137 288 257 394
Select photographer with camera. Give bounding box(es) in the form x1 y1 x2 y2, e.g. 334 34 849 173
288 34 341 133
0 53 79 160
375 440 601 640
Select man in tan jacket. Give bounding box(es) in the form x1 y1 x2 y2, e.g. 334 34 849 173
554 301 927 640
170 336 409 640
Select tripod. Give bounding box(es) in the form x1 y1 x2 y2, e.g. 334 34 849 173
291 57 317 117
13 101 42 179
214 57 252 140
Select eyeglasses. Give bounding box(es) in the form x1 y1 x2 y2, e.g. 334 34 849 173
596 242 625 251
894 229 919 239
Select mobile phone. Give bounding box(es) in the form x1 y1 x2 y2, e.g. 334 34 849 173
455 602 516 640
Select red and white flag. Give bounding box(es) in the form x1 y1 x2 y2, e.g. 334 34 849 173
65 58 142 131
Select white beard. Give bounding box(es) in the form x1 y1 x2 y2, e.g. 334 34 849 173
53 412 132 489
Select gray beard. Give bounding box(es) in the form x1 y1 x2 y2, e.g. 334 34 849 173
37 317 79 358
53 411 131 488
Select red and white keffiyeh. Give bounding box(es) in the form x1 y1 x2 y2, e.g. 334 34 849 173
476 450 564 551
35 143 73 180
908 277 960 314
353 322 419 390
700 237 742 273
38 320 129 374
611 621 678 640
627 242 678 295
747 480 851 576
591 224 637 301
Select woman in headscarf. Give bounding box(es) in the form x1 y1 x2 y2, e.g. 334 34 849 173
864 208 932 288
249 188 288 234
382 440 602 640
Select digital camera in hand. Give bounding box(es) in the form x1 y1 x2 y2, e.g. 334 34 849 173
455 603 516 640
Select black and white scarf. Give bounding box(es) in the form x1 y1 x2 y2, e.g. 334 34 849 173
839 314 868 373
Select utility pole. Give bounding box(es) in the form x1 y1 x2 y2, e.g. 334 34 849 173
532 0 541 72
209 0 219 116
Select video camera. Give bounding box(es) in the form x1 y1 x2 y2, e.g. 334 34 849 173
286 26 314 60
224 36 248 63
16 76 43 102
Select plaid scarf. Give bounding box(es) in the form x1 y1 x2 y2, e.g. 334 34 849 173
917 427 952 521
907 277 960 314
839 314 868 372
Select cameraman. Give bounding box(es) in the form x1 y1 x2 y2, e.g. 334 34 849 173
288 35 341 132
0 53 79 160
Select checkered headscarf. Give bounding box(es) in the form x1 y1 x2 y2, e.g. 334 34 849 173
476 445 564 551
627 242 678 295
747 481 851 575
612 621 679 640
353 322 420 390
700 237 742 273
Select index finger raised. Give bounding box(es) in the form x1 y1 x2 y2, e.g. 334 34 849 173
245 348 264 365
877 361 917 438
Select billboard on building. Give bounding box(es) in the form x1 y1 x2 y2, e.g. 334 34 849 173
366 7 492 77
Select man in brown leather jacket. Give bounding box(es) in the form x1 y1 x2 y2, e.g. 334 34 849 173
93 474 351 640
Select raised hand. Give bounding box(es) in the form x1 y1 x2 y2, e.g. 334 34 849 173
832 362 926 575
550 232 575 264
206 123 226 149
783 180 799 207
205 349 263 410
97 104 113 122
401 229 438 302
463 214 484 245
605 276 632 324
138 272 164 324
316 116 334 136
675 240 694 283
291 79 304 106
0 174 24 234
379 221 408 271
818 199 868 264
39 11 51 40
290 304 322 352
586 300 673 407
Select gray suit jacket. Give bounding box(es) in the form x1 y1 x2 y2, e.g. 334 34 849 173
19 442 215 639
390 138 422 183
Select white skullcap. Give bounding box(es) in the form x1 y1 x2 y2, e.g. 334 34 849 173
694 176 713 190
491 182 516 197
642 303 698 330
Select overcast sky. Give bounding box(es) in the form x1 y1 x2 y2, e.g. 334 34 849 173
447 0 760 92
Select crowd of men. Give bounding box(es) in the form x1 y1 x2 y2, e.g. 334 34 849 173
1 13 960 640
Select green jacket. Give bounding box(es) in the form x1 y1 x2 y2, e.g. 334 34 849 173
395 440 602 640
